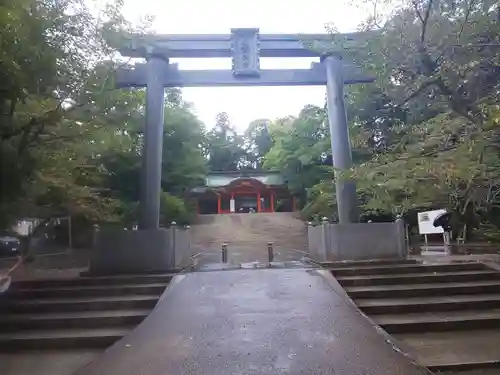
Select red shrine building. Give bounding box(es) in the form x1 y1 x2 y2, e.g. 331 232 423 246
191 171 296 215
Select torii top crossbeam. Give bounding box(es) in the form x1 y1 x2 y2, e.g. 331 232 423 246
117 29 373 88
119 29 370 58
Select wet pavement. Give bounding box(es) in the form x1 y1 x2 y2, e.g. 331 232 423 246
411 244 500 256
395 329 500 367
4 245 500 375
190 213 309 267
74 269 430 375
0 350 100 375
408 244 500 266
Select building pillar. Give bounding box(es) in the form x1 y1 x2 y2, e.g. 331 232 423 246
230 192 235 213
292 196 296 212
217 195 222 214
270 193 275 212
323 54 358 224
257 192 261 213
138 54 168 229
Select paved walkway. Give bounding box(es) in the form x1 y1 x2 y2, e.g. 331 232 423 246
75 269 430 375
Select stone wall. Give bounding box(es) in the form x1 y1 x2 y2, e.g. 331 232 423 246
172 227 194 269
89 226 194 274
308 219 407 262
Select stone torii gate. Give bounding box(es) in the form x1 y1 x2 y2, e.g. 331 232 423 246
116 29 373 230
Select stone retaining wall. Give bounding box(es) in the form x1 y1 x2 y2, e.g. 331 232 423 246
89 226 194 274
308 219 407 261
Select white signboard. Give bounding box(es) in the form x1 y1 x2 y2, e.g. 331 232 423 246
418 209 447 234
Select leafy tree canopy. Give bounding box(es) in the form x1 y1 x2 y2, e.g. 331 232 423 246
260 0 500 239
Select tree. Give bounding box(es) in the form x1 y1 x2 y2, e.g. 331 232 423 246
161 99 207 195
243 119 273 169
263 106 333 208
0 0 149 229
97 88 207 225
205 112 247 171
260 1 500 237
318 0 500 236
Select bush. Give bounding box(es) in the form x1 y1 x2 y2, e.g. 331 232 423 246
300 194 337 222
159 192 195 226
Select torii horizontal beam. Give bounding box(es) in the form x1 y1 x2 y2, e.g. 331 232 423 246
119 31 370 58
115 62 373 88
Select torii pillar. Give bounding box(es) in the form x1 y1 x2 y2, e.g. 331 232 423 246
88 51 176 275
323 54 358 223
139 52 169 229
138 53 358 225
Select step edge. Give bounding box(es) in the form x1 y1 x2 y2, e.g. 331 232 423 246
13 274 175 286
377 315 500 326
10 283 169 293
357 296 500 307
337 270 498 280
0 312 150 322
2 296 160 305
427 360 500 371
330 262 484 272
345 281 500 292
0 330 131 341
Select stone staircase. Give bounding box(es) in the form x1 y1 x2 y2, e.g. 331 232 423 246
330 260 500 374
191 212 308 265
0 274 172 375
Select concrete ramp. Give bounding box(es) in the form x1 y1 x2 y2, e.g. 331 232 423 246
191 213 308 265
74 269 430 375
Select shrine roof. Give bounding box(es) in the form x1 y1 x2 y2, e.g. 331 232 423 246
206 170 284 187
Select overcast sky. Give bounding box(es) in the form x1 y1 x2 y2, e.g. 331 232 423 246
120 0 367 131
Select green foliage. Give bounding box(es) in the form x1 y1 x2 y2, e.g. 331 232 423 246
0 0 204 230
244 119 273 168
97 88 207 225
161 100 207 195
205 113 274 172
205 112 247 171
342 0 500 233
3 0 498 244
263 106 332 201
0 0 142 227
159 192 194 226
300 187 337 222
259 0 500 239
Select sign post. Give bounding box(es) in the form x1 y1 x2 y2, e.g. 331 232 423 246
417 209 448 249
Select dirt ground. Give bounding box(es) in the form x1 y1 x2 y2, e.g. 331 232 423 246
0 249 91 281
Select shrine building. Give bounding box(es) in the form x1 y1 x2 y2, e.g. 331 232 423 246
191 171 295 215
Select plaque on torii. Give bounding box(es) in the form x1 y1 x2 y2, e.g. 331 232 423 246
116 29 373 230
231 28 260 77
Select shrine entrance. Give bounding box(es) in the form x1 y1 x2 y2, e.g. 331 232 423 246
116 29 373 228
218 178 294 214
223 179 264 214
191 171 295 215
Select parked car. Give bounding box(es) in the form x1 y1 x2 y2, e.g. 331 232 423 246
0 236 20 257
